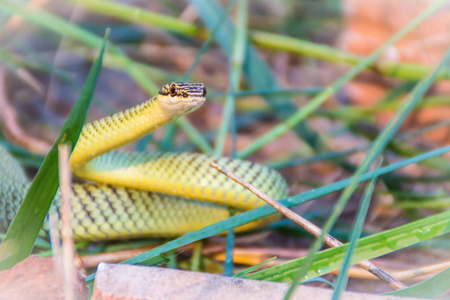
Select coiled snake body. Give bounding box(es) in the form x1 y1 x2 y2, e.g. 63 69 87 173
0 82 288 241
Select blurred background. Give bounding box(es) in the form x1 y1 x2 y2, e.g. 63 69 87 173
0 0 449 294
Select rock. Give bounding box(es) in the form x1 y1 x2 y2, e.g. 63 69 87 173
92 263 416 300
0 256 88 300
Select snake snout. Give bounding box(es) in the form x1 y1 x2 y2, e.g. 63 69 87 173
159 81 207 115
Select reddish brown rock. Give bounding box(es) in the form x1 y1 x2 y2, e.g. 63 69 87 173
338 0 450 145
0 256 88 300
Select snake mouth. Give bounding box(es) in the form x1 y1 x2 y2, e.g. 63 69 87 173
182 96 206 113
161 95 205 116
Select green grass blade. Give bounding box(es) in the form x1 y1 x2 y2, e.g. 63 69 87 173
190 241 203 272
237 0 448 159
183 0 236 81
244 210 450 282
385 267 450 298
160 123 177 151
348 122 450 173
234 257 277 278
0 0 212 154
192 0 322 152
332 160 382 299
249 30 450 81
166 0 236 155
72 0 450 81
82 145 450 286
396 198 450 209
68 0 199 37
0 1 100 47
0 1 158 96
217 0 249 273
213 0 246 157
268 146 367 169
224 209 236 276
174 118 213 155
284 43 450 297
268 119 450 170
208 87 323 98
0 31 108 270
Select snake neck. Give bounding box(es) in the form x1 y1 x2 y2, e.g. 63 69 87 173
70 97 177 172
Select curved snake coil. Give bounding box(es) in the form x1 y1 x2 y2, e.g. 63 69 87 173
0 82 288 241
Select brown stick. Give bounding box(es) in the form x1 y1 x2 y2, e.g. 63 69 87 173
58 144 76 300
0 68 50 154
210 161 407 290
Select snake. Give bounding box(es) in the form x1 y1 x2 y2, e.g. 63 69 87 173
0 81 288 241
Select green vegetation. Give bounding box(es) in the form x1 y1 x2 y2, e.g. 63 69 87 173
0 0 448 298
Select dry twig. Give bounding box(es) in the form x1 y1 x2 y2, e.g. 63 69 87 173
0 68 50 153
344 260 450 282
210 161 407 290
58 144 76 300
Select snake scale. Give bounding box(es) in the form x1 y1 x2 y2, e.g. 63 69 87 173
0 82 288 241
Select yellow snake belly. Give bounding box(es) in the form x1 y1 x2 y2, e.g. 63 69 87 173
0 82 288 241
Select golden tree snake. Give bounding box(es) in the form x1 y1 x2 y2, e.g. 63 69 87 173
0 82 288 241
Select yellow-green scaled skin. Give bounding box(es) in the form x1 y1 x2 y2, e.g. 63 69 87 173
0 82 288 241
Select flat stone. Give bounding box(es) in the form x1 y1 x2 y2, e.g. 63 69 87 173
92 263 416 300
0 256 88 300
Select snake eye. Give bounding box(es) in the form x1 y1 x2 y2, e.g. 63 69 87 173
202 86 207 97
169 85 178 97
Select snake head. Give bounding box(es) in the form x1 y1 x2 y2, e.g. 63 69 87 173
158 81 207 115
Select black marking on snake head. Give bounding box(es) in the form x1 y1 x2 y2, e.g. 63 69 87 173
158 84 170 96
159 82 206 98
